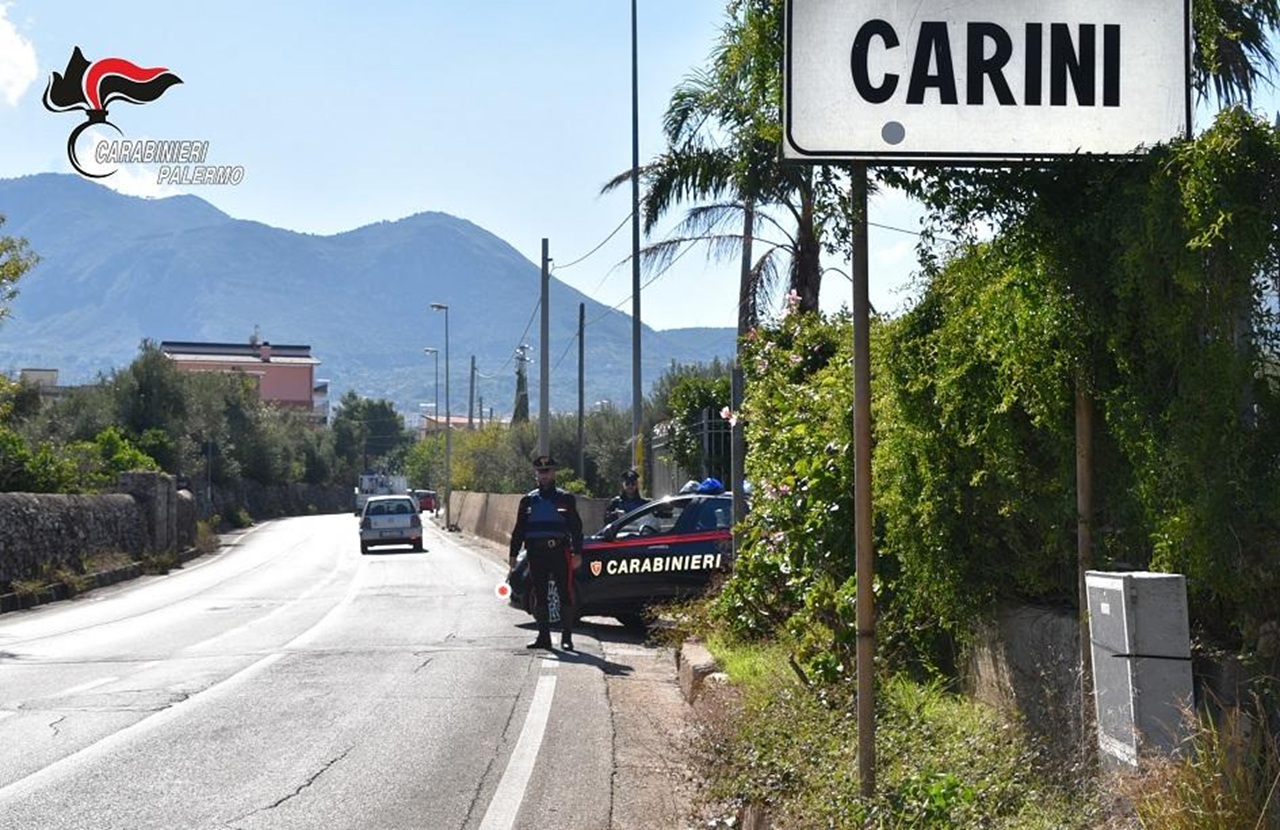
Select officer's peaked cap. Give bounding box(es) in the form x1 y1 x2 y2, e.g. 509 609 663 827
621 468 639 482
532 454 559 469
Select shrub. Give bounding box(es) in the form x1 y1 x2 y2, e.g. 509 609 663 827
1118 693 1280 829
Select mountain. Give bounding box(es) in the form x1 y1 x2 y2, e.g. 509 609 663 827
0 174 737 417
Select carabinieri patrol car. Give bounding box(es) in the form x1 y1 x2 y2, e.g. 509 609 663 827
507 490 734 627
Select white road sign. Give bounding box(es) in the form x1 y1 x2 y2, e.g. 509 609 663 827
784 0 1191 161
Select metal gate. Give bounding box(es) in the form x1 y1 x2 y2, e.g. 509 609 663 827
650 408 731 497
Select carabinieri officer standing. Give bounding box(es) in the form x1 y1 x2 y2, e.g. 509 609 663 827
509 454 584 650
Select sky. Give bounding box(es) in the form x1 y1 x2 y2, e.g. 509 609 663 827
0 0 928 333
6 4 1275 335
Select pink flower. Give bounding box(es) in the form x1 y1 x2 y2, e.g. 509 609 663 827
783 289 801 315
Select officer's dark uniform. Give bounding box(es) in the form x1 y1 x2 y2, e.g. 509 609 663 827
605 468 649 524
509 454 584 650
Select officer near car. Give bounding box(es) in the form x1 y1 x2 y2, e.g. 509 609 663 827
508 454 584 650
605 468 649 524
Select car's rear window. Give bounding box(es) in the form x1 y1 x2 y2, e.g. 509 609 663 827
368 499 415 515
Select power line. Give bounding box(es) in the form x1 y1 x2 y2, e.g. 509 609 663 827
542 213 940 373
496 299 542 374
552 213 632 271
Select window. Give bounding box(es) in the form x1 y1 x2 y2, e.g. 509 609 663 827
617 499 689 537
695 504 729 531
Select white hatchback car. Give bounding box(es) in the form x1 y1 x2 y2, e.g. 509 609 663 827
358 495 424 553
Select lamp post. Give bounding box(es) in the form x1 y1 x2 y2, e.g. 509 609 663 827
422 347 439 433
430 303 452 530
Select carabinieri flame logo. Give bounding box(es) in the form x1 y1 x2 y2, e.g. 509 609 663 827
42 47 183 179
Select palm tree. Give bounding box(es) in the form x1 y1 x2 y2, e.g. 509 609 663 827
605 0 847 335
1193 0 1280 105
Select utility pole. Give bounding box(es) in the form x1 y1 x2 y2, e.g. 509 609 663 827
629 0 643 470
539 238 551 456
468 355 476 429
577 302 585 478
430 302 452 531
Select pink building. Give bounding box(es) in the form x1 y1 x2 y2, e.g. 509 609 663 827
159 340 322 416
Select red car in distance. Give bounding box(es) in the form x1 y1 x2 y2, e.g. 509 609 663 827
414 489 438 514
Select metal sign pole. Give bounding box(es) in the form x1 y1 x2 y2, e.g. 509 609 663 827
852 162 876 796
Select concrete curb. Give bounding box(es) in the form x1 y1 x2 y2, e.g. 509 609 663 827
0 562 141 614
0 540 220 615
676 639 723 703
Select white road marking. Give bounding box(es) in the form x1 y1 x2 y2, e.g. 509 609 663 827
477 674 557 830
0 652 284 805
268 560 365 650
0 557 370 805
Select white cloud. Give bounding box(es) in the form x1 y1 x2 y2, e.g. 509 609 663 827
0 5 37 107
101 162 178 200
62 124 178 198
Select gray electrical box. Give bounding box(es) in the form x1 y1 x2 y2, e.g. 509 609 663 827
1086 571 1193 768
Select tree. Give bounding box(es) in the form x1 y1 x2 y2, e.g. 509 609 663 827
512 358 530 424
1193 0 1280 105
111 341 187 461
649 362 732 481
714 307 857 654
864 0 1280 655
875 110 1280 653
580 402 634 495
605 0 852 330
0 215 38 325
404 433 444 490
330 392 413 474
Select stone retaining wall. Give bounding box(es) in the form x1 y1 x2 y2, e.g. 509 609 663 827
966 603 1280 762
118 471 178 554
966 605 1086 760
208 480 352 520
0 492 146 584
1 475 350 590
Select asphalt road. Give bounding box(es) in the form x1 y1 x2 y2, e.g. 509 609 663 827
0 513 696 829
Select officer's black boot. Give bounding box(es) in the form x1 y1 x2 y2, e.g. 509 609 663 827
559 605 576 651
527 620 553 650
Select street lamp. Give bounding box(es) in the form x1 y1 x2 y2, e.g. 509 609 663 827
423 347 439 434
430 303 452 531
